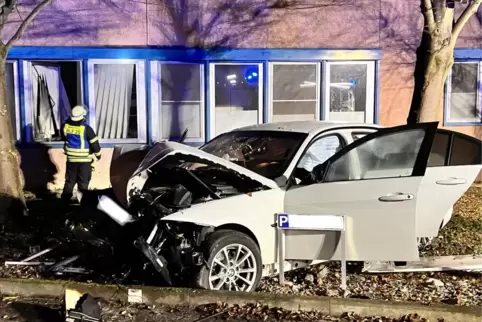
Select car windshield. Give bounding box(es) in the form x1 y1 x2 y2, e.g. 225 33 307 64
200 130 307 179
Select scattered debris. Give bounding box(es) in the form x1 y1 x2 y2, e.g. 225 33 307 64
0 186 481 309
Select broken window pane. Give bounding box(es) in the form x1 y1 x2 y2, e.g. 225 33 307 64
30 61 83 141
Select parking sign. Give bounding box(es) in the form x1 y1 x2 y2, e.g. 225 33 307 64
277 213 289 228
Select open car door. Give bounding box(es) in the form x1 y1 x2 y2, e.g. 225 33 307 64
417 130 482 238
283 122 438 262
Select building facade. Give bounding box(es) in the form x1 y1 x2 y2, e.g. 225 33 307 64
3 0 481 191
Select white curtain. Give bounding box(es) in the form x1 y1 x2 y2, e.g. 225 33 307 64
215 106 258 136
94 64 135 139
31 64 71 140
161 103 201 139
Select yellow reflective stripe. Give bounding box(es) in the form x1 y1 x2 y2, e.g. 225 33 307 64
89 136 98 144
67 158 93 162
65 151 90 157
65 147 89 153
80 126 85 150
64 124 83 135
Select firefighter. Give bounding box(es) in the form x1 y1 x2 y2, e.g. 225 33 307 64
61 105 102 202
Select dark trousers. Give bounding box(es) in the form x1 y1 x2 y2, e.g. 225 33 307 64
61 162 92 201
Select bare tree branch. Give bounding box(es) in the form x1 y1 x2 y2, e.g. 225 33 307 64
452 0 482 43
6 0 53 50
422 0 437 32
0 0 18 27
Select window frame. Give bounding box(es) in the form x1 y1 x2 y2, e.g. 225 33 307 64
87 59 147 144
208 62 264 139
323 61 376 124
150 61 205 143
6 60 21 141
444 61 482 126
268 62 321 123
22 59 85 143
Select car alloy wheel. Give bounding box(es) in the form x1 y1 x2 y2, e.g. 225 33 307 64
208 244 257 291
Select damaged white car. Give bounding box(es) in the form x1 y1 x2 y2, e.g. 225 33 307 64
93 121 481 292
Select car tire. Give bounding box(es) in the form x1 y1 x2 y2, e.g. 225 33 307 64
195 229 262 292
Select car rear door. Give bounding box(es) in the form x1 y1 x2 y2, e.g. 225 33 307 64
417 130 482 238
283 122 438 262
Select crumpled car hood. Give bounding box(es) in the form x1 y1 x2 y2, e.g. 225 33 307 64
123 141 279 205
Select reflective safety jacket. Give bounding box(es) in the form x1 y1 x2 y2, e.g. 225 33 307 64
62 119 102 163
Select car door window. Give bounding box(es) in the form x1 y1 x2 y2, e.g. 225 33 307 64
449 134 481 165
427 132 450 167
427 130 481 167
324 128 427 182
297 135 343 172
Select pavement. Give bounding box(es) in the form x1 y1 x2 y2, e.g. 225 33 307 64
1 296 335 322
0 296 204 322
1 278 481 322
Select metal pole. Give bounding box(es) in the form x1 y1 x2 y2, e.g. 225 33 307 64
340 216 347 293
278 229 285 284
21 248 53 262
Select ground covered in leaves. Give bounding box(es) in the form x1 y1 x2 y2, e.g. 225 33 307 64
0 186 481 309
0 296 438 321
423 185 482 256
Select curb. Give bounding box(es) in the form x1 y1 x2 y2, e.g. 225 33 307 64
0 278 480 322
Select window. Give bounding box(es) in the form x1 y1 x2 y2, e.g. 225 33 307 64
427 130 481 167
449 133 481 166
447 62 481 124
210 63 263 137
154 63 204 142
270 63 319 122
324 62 375 123
23 61 83 142
427 131 450 167
6 61 20 140
324 129 425 182
297 135 343 172
88 60 146 142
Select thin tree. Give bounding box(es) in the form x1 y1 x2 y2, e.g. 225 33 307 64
0 0 53 224
408 0 482 124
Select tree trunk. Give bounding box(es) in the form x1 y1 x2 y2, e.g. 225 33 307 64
409 14 454 125
0 44 26 225
417 48 453 123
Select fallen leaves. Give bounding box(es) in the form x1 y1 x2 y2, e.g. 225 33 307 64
258 261 482 307
196 302 435 321
423 185 482 257
0 187 481 311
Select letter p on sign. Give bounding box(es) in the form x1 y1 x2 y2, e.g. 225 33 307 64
278 213 289 228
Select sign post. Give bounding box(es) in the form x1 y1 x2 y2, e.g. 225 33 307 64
276 213 347 291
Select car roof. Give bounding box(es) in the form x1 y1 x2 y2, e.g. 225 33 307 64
234 121 383 134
